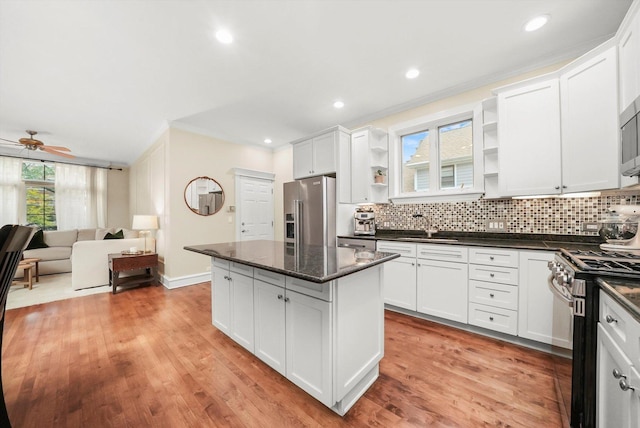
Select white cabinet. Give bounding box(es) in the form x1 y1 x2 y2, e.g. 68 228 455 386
416 244 468 323
377 241 417 310
211 258 255 353
597 291 640 428
292 126 349 179
619 4 640 112
253 279 286 375
468 247 519 335
350 127 388 204
560 44 619 193
497 78 562 197
286 288 333 407
517 251 572 349
597 324 634 428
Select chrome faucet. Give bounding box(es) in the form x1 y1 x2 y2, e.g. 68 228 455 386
424 220 438 238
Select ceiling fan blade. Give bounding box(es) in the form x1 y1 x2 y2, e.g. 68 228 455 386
42 145 71 152
0 137 19 144
40 146 75 158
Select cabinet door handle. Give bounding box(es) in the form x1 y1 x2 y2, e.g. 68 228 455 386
620 379 636 392
489 256 495 261
489 293 495 298
489 316 494 321
489 273 495 278
605 314 618 324
613 368 626 380
277 294 283 300
555 186 560 190
284 297 290 303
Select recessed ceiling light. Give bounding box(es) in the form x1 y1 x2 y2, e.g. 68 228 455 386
264 138 272 144
406 68 420 79
215 29 233 44
333 100 344 109
524 15 550 32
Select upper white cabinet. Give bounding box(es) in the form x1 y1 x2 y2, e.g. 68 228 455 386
560 45 619 193
350 127 389 204
497 78 562 197
494 41 619 197
618 2 640 112
292 126 350 179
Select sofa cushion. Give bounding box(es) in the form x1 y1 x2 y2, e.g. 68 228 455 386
26 229 49 250
44 229 78 247
23 246 72 262
104 230 124 239
77 228 96 241
121 228 139 239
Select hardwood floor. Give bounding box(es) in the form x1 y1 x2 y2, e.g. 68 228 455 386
2 283 569 427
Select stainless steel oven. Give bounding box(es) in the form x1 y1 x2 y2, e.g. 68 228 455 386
548 248 640 427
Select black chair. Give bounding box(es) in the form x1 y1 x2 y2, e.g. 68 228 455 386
0 225 35 427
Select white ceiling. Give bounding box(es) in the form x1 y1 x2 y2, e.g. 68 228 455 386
0 0 634 166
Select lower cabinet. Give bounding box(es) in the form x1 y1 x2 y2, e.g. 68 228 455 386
417 258 468 323
518 250 572 349
253 279 333 406
212 258 255 353
377 241 417 310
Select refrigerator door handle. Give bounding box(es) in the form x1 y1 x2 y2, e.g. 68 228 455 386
294 199 302 246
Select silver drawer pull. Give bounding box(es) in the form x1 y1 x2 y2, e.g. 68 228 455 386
489 316 494 321
490 273 495 278
277 294 283 300
284 297 290 303
489 256 495 260
489 293 495 298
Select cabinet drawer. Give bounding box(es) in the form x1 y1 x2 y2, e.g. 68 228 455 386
600 291 640 365
469 280 518 310
469 302 518 335
230 261 254 277
286 276 333 302
469 264 518 285
417 244 468 263
469 247 519 268
254 268 285 288
376 241 416 258
213 257 230 270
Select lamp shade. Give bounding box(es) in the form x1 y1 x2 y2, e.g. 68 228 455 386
132 215 158 231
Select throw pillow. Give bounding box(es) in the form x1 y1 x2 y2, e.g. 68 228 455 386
104 229 124 240
26 229 49 250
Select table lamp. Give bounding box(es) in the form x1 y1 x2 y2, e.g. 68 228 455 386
132 215 158 253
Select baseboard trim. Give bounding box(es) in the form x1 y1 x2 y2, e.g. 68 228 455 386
162 272 210 289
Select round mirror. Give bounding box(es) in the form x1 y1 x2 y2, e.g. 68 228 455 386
184 176 225 216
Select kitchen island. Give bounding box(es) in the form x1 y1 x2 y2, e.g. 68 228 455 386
184 240 400 416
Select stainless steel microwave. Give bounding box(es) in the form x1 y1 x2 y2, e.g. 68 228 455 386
621 96 640 176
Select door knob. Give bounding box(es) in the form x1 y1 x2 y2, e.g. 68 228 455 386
242 230 246 233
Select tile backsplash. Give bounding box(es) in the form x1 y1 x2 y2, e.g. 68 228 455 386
373 194 640 235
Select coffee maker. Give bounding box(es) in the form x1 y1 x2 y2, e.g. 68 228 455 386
354 210 375 236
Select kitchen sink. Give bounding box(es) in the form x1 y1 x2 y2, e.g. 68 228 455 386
400 237 458 243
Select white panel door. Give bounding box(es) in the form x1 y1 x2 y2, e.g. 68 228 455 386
286 289 333 407
597 324 633 428
312 132 336 176
416 259 468 323
560 46 619 193
498 78 562 196
230 272 255 353
211 265 231 334
518 251 572 349
293 139 314 179
237 176 274 241
350 130 370 203
253 280 286 375
382 257 417 310
619 12 640 111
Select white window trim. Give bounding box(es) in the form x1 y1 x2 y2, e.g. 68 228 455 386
388 102 484 203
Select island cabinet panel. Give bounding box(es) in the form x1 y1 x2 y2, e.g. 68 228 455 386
417 259 468 324
334 265 384 404
211 262 232 334
253 279 286 375
286 289 333 407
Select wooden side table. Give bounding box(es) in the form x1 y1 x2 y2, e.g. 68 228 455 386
21 258 40 282
13 262 35 290
108 253 159 294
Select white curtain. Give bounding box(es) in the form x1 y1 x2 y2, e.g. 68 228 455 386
55 164 107 230
0 156 24 225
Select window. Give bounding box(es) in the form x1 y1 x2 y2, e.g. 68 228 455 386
22 161 57 230
392 106 481 201
400 119 473 194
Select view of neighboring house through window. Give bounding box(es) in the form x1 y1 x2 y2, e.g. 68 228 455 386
22 160 57 230
401 119 472 193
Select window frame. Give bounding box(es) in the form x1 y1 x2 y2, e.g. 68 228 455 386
22 160 57 230
388 103 484 203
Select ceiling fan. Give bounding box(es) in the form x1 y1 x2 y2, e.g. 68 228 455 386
0 130 74 159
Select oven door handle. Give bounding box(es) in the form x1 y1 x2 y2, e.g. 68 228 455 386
547 274 573 307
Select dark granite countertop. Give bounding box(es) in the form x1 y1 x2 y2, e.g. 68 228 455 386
339 230 603 252
184 240 400 283
597 277 640 323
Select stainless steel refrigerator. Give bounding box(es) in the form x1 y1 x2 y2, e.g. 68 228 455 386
284 176 336 247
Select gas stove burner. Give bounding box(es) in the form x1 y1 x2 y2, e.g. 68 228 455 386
580 258 640 273
565 248 640 260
